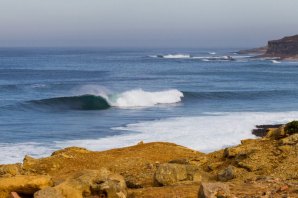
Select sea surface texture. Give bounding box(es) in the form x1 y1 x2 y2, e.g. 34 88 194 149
1 48 298 164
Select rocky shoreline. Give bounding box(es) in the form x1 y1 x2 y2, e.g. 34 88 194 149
0 122 298 198
239 34 298 60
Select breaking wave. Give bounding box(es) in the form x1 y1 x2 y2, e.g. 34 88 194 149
152 54 191 59
29 89 184 110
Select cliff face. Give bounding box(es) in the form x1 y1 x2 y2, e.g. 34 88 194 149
265 35 298 58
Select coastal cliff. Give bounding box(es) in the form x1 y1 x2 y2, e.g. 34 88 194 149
265 35 298 59
0 123 298 198
239 34 298 60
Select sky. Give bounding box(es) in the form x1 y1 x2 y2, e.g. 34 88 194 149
0 0 298 48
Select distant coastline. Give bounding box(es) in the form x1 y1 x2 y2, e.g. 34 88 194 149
239 34 298 60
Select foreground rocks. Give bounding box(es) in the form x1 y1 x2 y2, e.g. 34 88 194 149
0 123 298 197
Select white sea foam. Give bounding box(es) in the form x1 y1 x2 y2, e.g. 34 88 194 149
0 142 57 164
56 111 298 153
162 54 191 59
208 52 216 55
2 111 298 164
74 86 184 108
109 89 184 107
271 60 281 64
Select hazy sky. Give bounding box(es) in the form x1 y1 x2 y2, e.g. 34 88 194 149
0 0 298 48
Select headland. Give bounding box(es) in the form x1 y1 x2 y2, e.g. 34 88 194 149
239 34 298 60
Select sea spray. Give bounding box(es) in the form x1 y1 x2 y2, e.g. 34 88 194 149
110 89 184 107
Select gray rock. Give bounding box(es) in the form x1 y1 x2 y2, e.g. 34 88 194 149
217 166 235 182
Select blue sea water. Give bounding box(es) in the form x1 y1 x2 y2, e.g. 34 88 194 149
1 47 298 164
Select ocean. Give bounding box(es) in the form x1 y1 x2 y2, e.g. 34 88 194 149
1 47 298 164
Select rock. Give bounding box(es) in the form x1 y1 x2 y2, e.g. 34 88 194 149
34 169 127 198
0 164 22 177
279 134 298 145
217 166 236 182
238 46 268 55
224 147 239 158
207 162 223 171
265 35 298 59
0 175 53 197
34 187 64 198
266 126 286 139
252 124 282 137
10 192 21 198
154 163 202 186
198 182 230 198
168 158 190 165
237 161 256 172
154 163 187 186
224 147 253 159
23 155 38 168
278 145 293 153
51 147 90 156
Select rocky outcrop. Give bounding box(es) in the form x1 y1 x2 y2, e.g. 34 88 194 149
238 34 298 60
238 46 267 55
34 169 127 198
0 124 298 197
0 175 53 198
265 35 298 59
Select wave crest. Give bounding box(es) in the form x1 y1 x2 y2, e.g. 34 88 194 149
110 89 184 107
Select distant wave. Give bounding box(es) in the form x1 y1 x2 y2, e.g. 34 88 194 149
271 60 281 64
30 89 184 110
157 54 191 59
150 54 244 61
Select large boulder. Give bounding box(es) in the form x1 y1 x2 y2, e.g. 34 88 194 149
154 163 187 186
34 169 127 198
0 175 53 198
154 163 202 186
